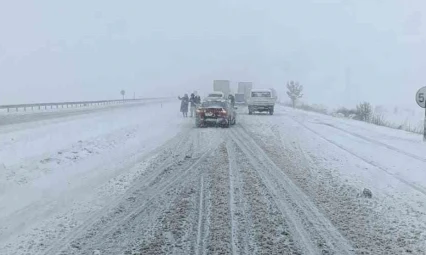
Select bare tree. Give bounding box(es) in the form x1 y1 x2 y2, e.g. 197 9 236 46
286 81 303 108
356 102 372 122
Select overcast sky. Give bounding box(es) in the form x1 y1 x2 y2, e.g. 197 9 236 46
0 0 425 107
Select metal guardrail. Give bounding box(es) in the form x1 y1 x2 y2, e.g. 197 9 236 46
0 98 170 112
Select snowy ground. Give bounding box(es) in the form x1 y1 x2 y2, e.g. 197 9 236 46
1 103 425 254
374 104 424 131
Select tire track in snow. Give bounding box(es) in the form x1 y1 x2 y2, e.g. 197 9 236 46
76 147 217 254
230 128 318 254
136 177 200 255
43 130 213 255
203 143 233 255
245 112 426 254
231 125 355 255
227 138 298 254
196 176 205 255
225 143 241 255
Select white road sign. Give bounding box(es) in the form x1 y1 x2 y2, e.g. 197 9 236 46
416 86 426 108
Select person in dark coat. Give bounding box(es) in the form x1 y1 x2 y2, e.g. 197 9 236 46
195 95 201 104
189 93 196 117
228 94 235 107
178 94 189 117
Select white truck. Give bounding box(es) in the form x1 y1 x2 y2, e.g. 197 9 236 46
237 82 253 104
248 89 277 115
213 80 231 99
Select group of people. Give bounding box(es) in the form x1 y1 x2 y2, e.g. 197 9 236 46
178 93 201 117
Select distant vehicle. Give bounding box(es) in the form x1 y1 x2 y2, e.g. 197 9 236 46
195 100 237 128
205 92 226 101
248 89 276 115
213 80 231 98
238 82 253 103
234 93 245 104
269 88 277 100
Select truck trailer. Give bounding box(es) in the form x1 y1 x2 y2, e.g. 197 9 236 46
213 80 231 98
237 82 253 104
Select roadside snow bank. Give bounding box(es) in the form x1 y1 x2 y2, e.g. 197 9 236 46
0 101 188 246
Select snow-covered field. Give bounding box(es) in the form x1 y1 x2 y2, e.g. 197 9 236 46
374 105 424 132
1 102 425 254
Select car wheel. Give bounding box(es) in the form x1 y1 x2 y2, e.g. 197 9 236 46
223 118 230 128
195 119 202 128
269 110 274 115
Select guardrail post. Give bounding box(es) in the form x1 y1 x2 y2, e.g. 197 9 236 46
7 108 9 112
16 107 18 112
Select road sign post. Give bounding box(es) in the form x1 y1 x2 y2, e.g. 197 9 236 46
121 90 126 101
415 86 426 141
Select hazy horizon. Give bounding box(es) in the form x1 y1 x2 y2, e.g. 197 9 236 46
0 0 425 109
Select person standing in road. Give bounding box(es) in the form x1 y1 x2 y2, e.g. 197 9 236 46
178 94 189 117
189 93 196 117
228 94 235 107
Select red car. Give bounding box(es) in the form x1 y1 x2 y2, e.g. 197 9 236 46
195 100 237 128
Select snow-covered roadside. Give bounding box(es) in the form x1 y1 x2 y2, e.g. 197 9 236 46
283 106 426 195
240 105 426 254
0 101 191 252
0 98 172 128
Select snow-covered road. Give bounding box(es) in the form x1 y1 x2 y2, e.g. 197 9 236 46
1 103 425 254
